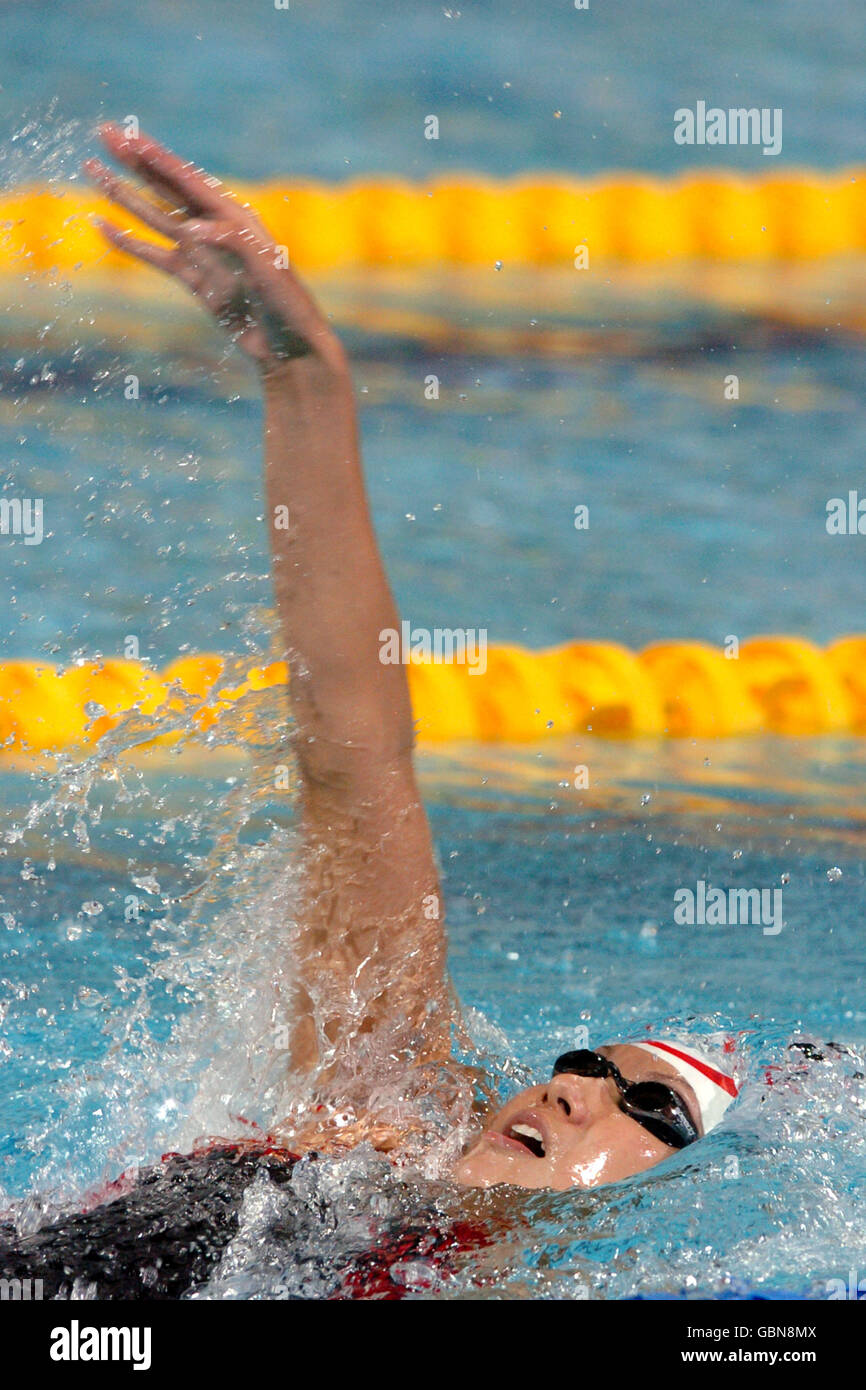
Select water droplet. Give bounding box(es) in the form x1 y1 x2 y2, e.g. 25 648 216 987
132 874 160 895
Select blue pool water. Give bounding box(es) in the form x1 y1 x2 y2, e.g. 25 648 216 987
0 0 862 177
2 279 866 1296
2 728 866 1297
3 275 866 661
1 0 865 1299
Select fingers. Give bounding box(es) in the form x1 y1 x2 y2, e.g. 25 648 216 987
95 125 192 212
97 123 234 219
93 217 175 272
182 219 268 261
83 158 181 240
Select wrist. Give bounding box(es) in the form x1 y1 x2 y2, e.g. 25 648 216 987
258 333 349 393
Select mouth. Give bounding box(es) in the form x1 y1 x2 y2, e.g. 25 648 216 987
488 1109 549 1159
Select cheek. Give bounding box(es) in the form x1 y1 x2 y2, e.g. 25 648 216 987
547 1118 674 1189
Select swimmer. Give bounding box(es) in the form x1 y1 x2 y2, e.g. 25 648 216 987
75 124 743 1194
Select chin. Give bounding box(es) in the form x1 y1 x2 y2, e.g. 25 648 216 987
452 1143 556 1190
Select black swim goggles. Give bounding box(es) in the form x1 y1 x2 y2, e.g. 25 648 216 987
552 1049 700 1149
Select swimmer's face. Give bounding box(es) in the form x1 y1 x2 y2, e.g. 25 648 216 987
452 1045 702 1190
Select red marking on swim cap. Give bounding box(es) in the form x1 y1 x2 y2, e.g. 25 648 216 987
644 1039 739 1097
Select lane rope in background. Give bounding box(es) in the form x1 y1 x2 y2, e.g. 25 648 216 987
4 175 864 752
1 170 864 271
2 637 866 753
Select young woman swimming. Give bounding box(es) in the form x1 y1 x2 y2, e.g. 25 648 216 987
72 123 742 1196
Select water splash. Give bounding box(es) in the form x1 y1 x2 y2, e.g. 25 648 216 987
0 673 505 1213
0 102 86 192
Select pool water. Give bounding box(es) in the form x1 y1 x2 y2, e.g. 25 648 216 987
2 258 865 1298
1 0 865 1296
1 0 862 177
2 724 865 1298
3 269 866 663
2 269 866 1301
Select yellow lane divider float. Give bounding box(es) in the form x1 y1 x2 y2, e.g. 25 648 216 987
2 637 866 755
1 171 864 273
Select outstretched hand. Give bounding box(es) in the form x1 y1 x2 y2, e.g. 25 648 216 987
83 124 345 376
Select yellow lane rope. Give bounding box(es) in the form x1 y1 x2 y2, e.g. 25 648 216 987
2 637 866 754
1 171 864 272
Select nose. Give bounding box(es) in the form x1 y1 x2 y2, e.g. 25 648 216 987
541 1071 614 1123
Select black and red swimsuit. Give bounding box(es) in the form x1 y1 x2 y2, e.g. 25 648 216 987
0 1143 487 1300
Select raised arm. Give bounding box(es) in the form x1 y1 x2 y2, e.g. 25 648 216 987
85 127 453 1109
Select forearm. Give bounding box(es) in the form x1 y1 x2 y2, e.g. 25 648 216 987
262 355 416 790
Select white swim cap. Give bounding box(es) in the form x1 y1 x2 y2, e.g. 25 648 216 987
631 1038 739 1134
